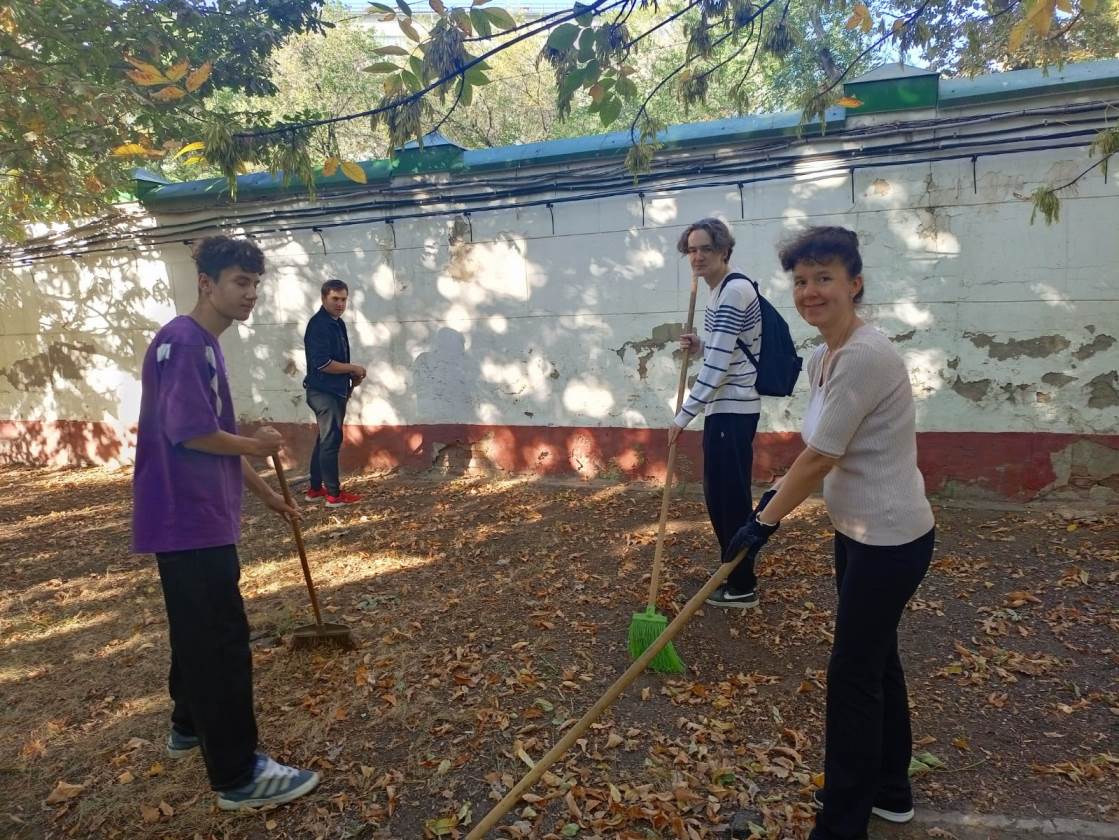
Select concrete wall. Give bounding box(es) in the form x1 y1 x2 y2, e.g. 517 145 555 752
2 96 1118 501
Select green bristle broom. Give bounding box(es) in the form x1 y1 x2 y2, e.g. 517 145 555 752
627 272 700 673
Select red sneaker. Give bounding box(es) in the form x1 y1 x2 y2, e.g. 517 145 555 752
304 487 328 501
325 490 361 507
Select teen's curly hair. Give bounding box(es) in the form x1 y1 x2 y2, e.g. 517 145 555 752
191 236 265 280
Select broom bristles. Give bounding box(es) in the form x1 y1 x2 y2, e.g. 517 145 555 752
628 608 686 673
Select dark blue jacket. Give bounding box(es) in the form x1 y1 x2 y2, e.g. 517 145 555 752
303 307 351 397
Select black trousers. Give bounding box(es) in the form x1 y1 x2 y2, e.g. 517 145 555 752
811 527 935 840
307 388 348 495
702 412 760 592
156 545 257 791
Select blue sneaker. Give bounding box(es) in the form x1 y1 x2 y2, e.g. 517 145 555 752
166 728 201 758
217 753 320 811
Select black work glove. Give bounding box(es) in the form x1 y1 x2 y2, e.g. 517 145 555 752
754 488 777 518
723 515 779 565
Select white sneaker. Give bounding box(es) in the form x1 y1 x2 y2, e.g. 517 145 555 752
217 753 320 811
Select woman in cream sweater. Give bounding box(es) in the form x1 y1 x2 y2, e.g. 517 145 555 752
725 226 935 840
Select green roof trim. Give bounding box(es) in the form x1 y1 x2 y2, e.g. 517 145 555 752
845 73 939 114
939 58 1119 106
139 58 1119 211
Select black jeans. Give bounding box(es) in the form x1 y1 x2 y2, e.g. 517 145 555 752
811 527 935 840
702 412 760 592
307 388 348 495
156 545 257 791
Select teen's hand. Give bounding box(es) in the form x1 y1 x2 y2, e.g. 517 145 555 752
723 516 779 564
250 426 284 458
679 333 700 356
668 424 684 446
264 490 301 522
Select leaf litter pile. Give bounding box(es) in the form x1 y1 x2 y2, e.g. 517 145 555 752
1 465 1116 839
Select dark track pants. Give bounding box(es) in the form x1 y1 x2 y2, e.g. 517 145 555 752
156 545 257 791
702 412 760 592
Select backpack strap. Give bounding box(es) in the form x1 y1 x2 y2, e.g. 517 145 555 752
718 272 762 371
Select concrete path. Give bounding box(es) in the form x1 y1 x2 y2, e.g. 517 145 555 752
872 809 1119 840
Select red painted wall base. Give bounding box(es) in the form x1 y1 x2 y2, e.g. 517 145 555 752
2 420 1117 502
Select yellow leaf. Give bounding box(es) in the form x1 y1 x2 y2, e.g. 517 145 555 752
340 160 367 184
1027 0 1056 36
844 3 871 30
171 140 205 160
836 95 864 108
323 156 340 177
182 155 205 165
151 85 186 102
1008 19 1029 52
111 143 150 157
46 780 85 804
1066 522 1078 531
124 55 168 79
165 58 190 82
1081 0 1097 11
811 772 825 788
126 67 169 86
185 61 213 92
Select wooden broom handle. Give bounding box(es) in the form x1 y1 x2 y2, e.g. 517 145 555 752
271 455 325 629
646 273 700 608
466 557 738 838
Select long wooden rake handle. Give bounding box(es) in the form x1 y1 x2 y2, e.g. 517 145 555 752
271 455 325 629
646 273 701 609
467 556 739 838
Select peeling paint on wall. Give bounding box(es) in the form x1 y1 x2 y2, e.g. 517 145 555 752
614 323 682 380
1073 334 1115 361
1042 372 1077 387
1087 371 1119 409
891 330 916 343
966 333 1071 360
952 376 992 401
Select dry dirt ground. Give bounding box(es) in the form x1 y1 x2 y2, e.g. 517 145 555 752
1 464 1116 840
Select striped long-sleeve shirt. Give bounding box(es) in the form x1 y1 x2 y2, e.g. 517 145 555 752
674 272 763 426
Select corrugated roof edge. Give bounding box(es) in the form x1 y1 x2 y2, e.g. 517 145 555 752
141 58 1119 210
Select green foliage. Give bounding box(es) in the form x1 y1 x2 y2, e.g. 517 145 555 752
0 0 326 241
4 0 1117 235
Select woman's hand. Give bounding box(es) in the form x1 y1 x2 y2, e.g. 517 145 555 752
723 515 779 565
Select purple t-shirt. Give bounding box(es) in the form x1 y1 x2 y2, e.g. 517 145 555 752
132 316 243 554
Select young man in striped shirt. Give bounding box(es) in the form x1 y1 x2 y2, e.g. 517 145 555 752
668 218 765 608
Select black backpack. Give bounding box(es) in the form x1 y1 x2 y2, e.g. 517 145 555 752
719 272 803 397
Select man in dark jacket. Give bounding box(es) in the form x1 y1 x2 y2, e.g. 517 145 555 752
303 278 365 506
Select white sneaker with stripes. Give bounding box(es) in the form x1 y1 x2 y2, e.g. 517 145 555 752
217 753 320 811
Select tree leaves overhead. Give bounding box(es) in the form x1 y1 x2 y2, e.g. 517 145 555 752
0 0 328 242
3 0 1117 239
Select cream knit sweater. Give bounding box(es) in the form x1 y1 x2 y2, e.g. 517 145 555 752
802 324 935 546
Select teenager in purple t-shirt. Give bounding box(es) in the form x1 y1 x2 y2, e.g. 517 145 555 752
133 236 320 811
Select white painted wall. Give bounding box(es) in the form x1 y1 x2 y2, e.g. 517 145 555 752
2 100 1118 468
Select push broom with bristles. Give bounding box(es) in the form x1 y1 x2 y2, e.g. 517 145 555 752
626 272 700 674
272 455 356 651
